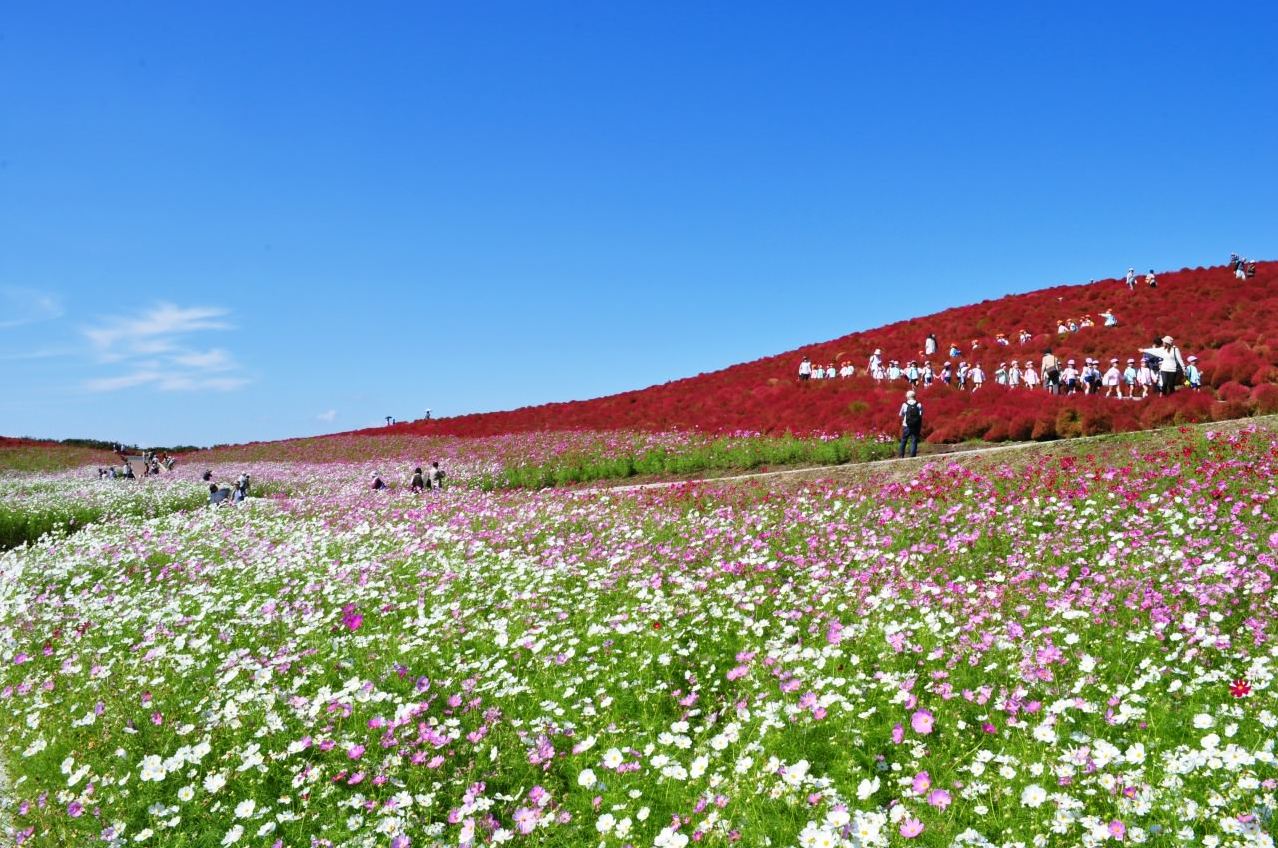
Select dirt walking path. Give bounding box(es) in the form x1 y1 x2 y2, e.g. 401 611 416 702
595 414 1277 494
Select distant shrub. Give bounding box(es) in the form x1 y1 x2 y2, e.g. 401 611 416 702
1217 381 1251 403
1250 383 1278 415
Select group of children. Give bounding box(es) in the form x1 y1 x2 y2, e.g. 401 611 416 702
799 335 1202 398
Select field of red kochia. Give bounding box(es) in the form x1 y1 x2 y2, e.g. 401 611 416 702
361 262 1277 443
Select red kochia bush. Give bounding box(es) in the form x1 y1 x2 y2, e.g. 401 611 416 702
341 261 1277 443
1251 384 1278 415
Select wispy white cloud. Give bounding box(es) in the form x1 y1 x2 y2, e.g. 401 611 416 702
0 287 63 329
82 303 250 393
85 304 232 355
317 409 337 423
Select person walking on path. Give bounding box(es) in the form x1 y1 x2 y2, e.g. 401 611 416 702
798 356 812 381
898 390 924 459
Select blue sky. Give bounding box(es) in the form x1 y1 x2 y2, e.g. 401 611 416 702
2 2 1275 446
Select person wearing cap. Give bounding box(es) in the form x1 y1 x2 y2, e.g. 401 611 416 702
948 342 961 358
898 390 924 459
1142 335 1186 396
868 349 882 374
1061 359 1080 395
798 356 812 381
1146 269 1157 288
905 360 920 386
1185 355 1202 390
994 362 1007 385
939 361 952 386
1122 358 1138 399
1136 355 1155 399
924 333 938 356
1023 360 1039 389
1125 268 1136 290
921 361 934 388
957 360 969 390
887 360 902 381
1103 359 1122 398
1007 360 1021 388
811 361 825 380
970 362 985 391
1100 309 1118 327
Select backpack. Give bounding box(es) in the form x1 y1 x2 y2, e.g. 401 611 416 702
904 402 923 432
1142 352 1160 370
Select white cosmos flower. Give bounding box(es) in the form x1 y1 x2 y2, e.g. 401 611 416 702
577 768 596 787
1192 713 1214 729
204 773 227 793
1125 742 1146 765
177 786 194 802
1021 784 1048 808
596 813 615 834
234 799 256 818
221 824 243 845
856 776 880 800
139 755 167 782
602 748 624 769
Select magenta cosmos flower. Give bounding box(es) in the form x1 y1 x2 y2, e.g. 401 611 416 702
899 817 924 838
911 709 935 735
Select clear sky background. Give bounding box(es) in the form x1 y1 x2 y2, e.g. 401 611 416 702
2 2 1275 446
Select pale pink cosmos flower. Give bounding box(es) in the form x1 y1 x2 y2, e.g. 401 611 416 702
911 709 935 735
899 817 924 838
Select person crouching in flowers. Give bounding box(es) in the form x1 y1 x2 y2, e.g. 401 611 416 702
371 471 387 491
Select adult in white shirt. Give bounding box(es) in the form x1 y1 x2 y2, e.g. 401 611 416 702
798 357 812 381
1142 335 1186 396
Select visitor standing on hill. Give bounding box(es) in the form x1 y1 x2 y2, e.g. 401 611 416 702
798 356 812 381
1041 350 1060 395
1145 269 1158 288
1103 359 1122 397
1122 359 1138 399
898 390 923 459
970 362 985 391
924 334 937 356
1125 268 1136 290
1186 356 1202 390
1143 336 1185 396
1023 361 1039 389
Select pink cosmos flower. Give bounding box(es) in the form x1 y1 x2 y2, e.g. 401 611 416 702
347 744 365 760
891 723 905 744
927 789 952 809
899 817 924 838
912 771 931 794
911 709 935 735
1108 820 1126 840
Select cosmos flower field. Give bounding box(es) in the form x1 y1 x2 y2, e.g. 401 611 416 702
1 426 1276 847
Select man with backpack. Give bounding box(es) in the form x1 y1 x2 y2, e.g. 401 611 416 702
898 390 924 459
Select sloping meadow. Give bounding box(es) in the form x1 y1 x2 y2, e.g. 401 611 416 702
0 428 1276 847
